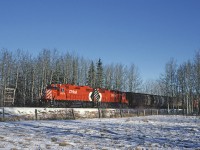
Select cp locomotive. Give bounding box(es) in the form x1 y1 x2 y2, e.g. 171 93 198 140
40 84 128 108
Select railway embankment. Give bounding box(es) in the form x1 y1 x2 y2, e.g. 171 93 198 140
0 107 183 121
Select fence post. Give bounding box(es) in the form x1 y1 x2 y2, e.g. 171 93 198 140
35 109 38 120
119 108 123 118
157 109 158 115
2 107 5 121
143 110 145 116
71 109 75 120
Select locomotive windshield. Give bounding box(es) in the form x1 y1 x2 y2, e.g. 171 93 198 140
46 85 59 90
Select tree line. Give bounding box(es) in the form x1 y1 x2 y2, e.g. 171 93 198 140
1 48 199 114
145 51 200 114
0 49 142 106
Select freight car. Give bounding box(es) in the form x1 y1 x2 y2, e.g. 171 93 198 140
40 84 128 108
126 92 172 109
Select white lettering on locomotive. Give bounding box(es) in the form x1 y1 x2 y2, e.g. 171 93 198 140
69 90 77 94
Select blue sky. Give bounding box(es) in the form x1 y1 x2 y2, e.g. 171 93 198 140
0 0 200 81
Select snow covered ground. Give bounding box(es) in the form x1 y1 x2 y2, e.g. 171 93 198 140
0 115 200 150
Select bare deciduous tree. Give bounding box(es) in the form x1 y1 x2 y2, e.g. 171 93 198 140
127 64 142 92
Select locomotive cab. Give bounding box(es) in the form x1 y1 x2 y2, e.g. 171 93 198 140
41 84 60 105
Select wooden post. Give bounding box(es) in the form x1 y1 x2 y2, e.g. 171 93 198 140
71 109 75 120
120 109 122 118
35 109 38 120
157 109 159 115
143 110 145 116
3 107 5 121
168 101 170 114
98 107 101 118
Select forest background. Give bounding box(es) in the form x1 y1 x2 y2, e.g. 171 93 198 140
0 49 200 113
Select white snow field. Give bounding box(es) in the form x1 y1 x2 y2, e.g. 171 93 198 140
0 115 200 150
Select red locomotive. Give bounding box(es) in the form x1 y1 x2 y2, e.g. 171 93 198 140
40 84 128 108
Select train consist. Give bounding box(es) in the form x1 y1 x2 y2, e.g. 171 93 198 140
40 83 175 109
40 84 128 108
126 92 175 109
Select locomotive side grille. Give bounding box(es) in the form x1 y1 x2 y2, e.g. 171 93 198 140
46 89 52 100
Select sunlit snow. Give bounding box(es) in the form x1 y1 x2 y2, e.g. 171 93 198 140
0 115 200 150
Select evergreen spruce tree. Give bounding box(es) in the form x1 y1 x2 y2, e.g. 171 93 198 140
87 61 96 88
96 58 103 88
